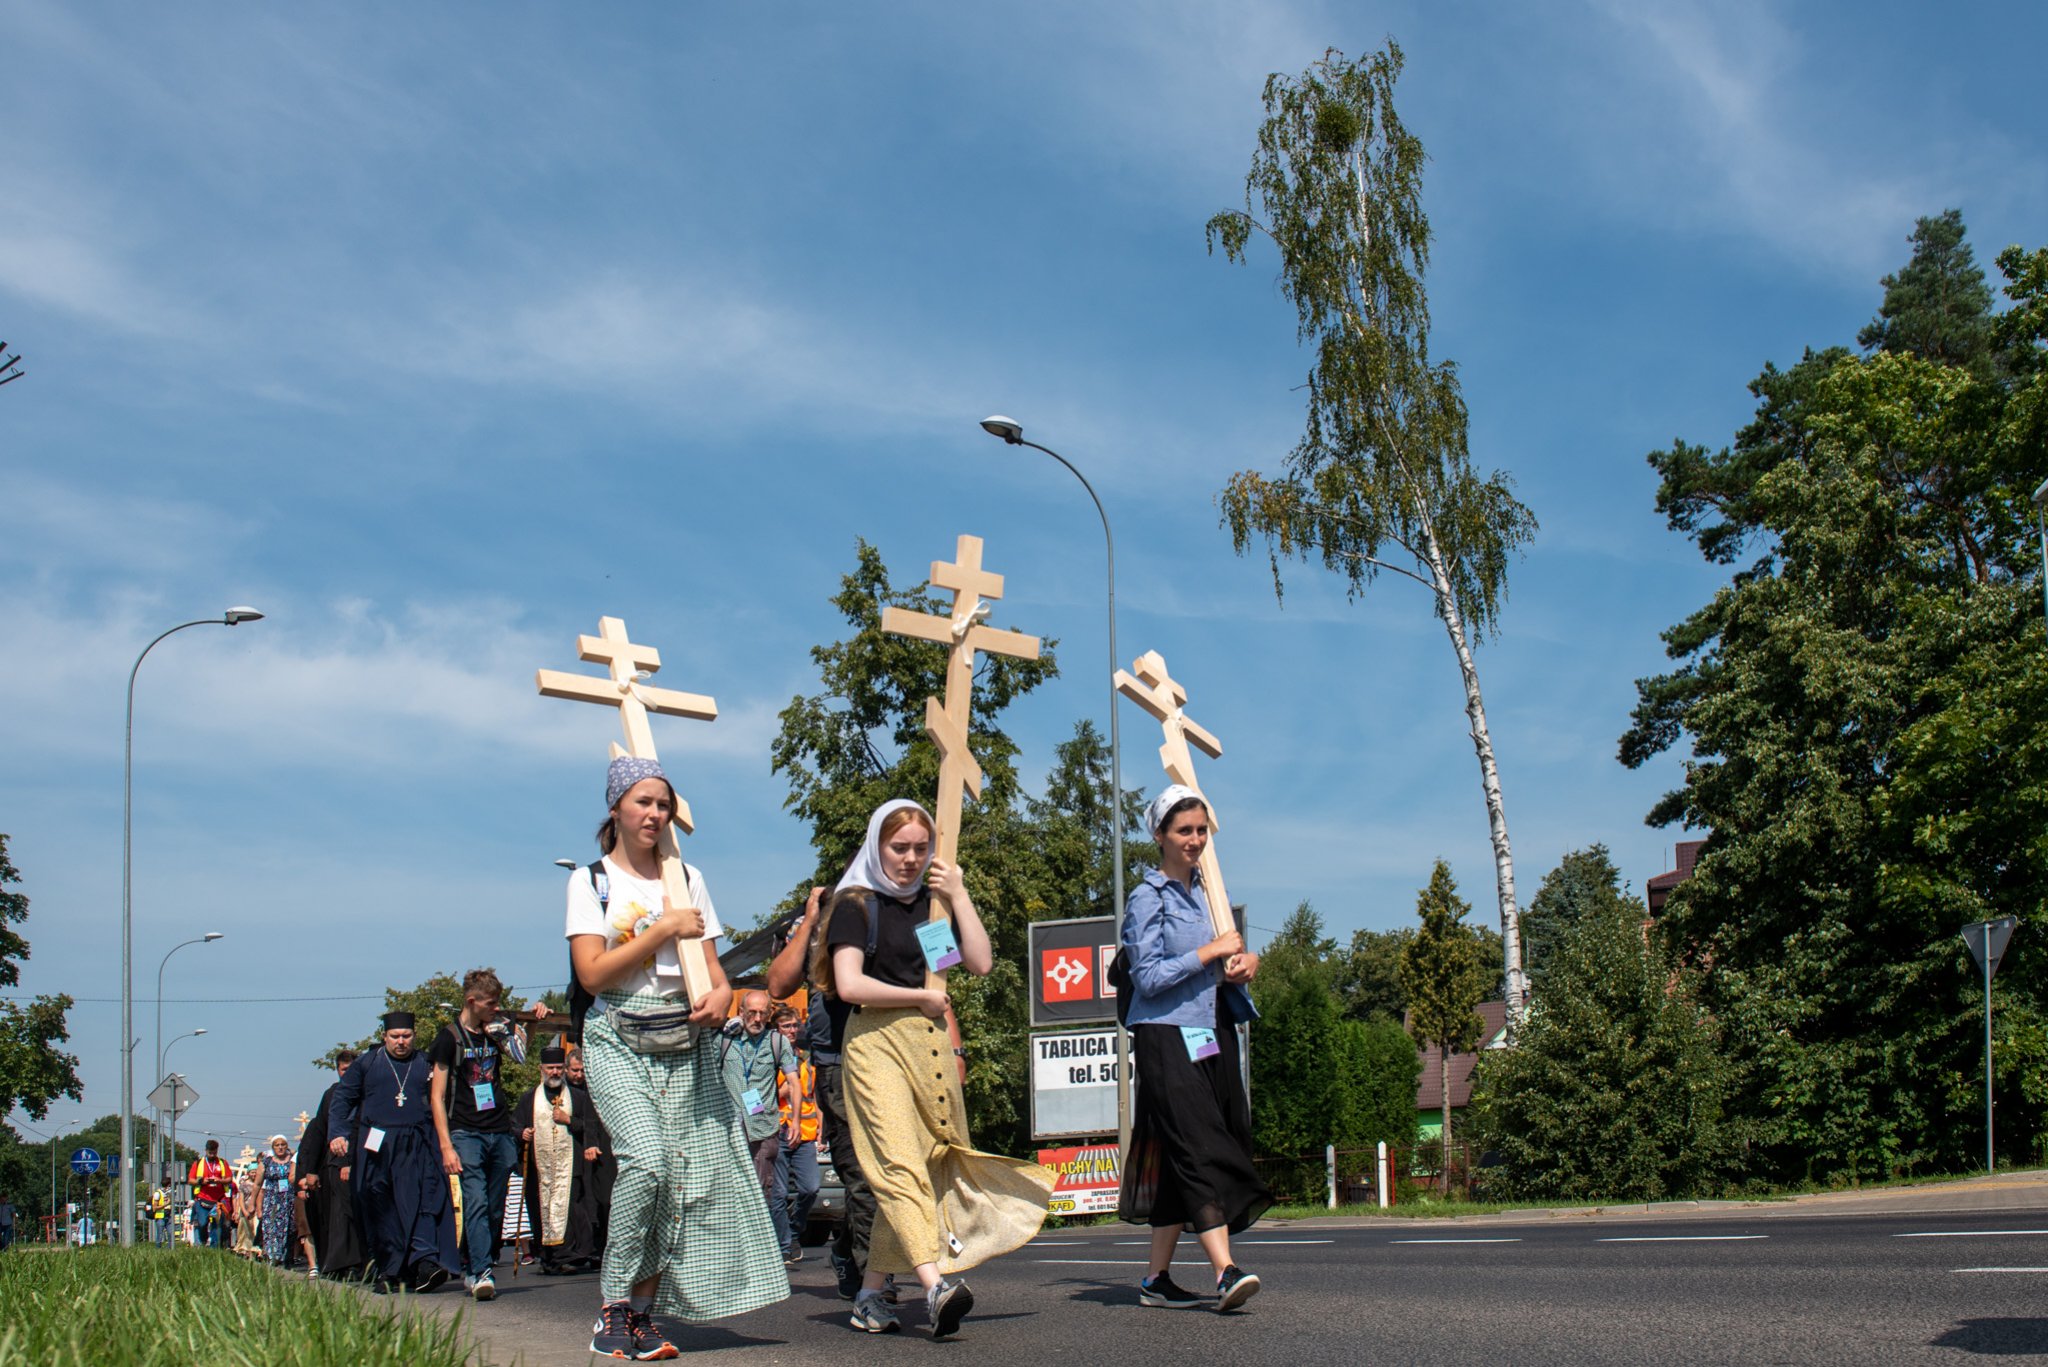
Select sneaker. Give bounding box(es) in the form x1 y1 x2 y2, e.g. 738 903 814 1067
472 1271 496 1302
832 1252 860 1300
850 1289 901 1334
783 1244 804 1265
625 1306 679 1361
1138 1270 1207 1308
590 1301 635 1358
410 1265 450 1294
1215 1265 1260 1313
928 1277 974 1339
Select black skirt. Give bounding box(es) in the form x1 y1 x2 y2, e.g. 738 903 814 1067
1117 1001 1272 1234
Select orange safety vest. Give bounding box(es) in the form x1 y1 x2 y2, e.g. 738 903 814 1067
778 1056 820 1143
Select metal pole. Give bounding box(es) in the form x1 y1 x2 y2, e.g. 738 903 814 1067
122 613 256 1246
2033 479 2048 631
153 936 218 1183
1012 434 1133 1159
1985 922 1996 1175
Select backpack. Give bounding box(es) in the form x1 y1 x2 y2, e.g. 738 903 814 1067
567 861 607 1036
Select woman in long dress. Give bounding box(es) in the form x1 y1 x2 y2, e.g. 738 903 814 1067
820 799 1052 1339
259 1136 296 1266
1117 785 1270 1312
569 755 788 1361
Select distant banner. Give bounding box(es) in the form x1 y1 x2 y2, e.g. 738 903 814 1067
1037 1142 1120 1216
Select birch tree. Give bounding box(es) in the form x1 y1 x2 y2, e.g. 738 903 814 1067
1210 43 1537 1018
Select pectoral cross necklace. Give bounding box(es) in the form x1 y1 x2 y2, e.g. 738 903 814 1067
386 1051 412 1108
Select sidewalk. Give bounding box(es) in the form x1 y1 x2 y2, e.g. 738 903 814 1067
1275 1167 2048 1228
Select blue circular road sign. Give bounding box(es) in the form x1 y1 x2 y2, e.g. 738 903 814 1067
69 1147 102 1176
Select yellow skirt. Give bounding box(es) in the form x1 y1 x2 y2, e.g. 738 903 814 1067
843 1006 1054 1275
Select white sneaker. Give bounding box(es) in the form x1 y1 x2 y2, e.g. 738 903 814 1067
472 1272 496 1301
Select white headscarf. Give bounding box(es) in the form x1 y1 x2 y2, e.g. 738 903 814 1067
1146 784 1207 835
835 798 936 899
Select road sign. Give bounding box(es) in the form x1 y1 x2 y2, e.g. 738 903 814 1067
1030 1027 1124 1140
148 1074 198 1114
1028 916 1119 1027
1037 1142 1122 1216
1963 917 2016 978
69 1148 101 1176
104 1153 119 1178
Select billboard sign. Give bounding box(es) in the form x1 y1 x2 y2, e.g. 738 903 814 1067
1037 1142 1122 1216
1028 916 1119 1027
1030 1027 1124 1140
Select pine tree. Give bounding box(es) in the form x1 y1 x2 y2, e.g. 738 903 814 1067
1398 861 1490 1190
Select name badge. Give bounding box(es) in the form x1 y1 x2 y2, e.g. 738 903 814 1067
742 1087 769 1116
364 1127 385 1154
471 1081 496 1111
1179 1026 1220 1062
916 919 963 972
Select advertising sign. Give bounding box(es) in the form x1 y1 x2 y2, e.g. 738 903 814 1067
1037 1142 1122 1216
1028 916 1119 1027
1030 1027 1122 1140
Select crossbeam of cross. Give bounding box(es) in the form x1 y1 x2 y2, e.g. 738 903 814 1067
881 535 1040 986
535 615 717 1004
1116 649 1234 939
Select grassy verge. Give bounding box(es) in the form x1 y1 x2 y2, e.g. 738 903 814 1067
0 1248 488 1367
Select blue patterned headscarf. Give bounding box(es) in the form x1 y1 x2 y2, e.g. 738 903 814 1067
606 755 669 810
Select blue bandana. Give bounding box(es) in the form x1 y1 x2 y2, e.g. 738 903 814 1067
606 755 669 810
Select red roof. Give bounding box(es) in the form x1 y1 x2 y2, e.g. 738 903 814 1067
1647 839 1706 914
1411 1001 1509 1111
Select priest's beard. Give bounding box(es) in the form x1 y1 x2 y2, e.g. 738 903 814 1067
544 1079 565 1099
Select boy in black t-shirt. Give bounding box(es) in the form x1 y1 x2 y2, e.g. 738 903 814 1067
429 968 546 1301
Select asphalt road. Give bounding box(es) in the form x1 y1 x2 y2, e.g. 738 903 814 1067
399 1206 2048 1365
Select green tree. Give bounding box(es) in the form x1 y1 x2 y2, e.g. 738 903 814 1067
1521 845 1634 988
1398 861 1489 1190
1210 43 1539 1021
1332 1018 1421 1155
770 541 1061 1154
1621 214 2048 1181
0 836 81 1126
1023 719 1153 924
1467 894 1746 1201
1335 926 1412 1022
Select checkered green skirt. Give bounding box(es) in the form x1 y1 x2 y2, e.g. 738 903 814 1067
582 991 790 1319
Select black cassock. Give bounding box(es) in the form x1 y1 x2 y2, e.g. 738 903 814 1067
517 1080 610 1270
327 1045 458 1285
296 1080 366 1280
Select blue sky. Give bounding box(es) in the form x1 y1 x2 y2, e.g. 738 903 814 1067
4 0 2043 1149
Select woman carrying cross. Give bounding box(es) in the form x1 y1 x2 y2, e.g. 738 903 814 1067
1117 784 1270 1312
817 798 1052 1339
568 755 788 1360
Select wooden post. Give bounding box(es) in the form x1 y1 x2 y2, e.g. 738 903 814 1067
880 534 1040 987
535 615 719 1004
1114 649 1234 940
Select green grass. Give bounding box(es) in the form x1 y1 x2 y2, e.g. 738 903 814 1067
0 1248 489 1367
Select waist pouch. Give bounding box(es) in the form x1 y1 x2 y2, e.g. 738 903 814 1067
611 1005 702 1054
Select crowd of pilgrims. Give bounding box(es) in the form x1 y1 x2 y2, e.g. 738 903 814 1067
270 756 1272 1358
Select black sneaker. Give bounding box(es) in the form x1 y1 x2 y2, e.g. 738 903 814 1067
625 1306 679 1361
929 1277 974 1338
590 1301 634 1358
1215 1265 1260 1313
832 1251 860 1300
1138 1270 1207 1308
409 1264 450 1295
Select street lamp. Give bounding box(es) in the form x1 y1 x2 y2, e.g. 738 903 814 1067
978 416 1135 1156
152 933 223 1178
2032 479 2048 628
122 607 262 1244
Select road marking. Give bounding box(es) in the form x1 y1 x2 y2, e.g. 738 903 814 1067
1239 1239 1335 1244
1955 1267 2048 1273
1898 1230 2048 1238
1035 1259 1165 1265
1595 1235 1767 1243
1390 1237 1522 1244
1031 1240 1086 1245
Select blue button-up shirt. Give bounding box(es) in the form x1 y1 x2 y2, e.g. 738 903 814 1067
1122 867 1257 1029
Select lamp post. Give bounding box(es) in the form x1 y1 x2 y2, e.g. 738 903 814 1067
121 608 262 1244
152 933 223 1180
978 416 1134 1156
2032 479 2048 628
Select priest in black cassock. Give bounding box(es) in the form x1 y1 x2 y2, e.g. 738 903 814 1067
327 1011 459 1292
517 1041 604 1273
566 1047 613 1259
296 1050 365 1280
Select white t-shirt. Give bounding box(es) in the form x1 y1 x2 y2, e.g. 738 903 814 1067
564 855 724 999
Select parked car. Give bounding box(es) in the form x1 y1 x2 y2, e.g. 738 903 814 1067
804 1140 847 1245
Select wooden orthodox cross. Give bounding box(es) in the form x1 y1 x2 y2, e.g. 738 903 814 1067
536 616 719 1004
1115 649 1234 939
880 535 1040 987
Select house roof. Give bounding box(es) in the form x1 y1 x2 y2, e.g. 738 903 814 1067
1411 1000 1509 1111
1647 839 1706 913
